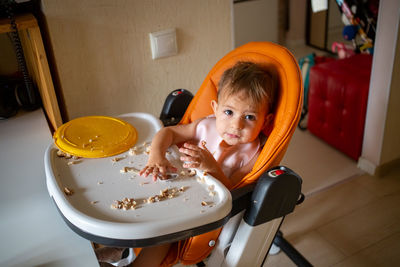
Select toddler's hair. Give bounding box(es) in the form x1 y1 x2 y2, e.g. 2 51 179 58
218 61 276 112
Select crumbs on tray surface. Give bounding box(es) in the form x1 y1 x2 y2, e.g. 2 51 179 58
56 143 217 213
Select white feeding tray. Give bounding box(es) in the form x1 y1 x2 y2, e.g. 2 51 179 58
45 113 232 246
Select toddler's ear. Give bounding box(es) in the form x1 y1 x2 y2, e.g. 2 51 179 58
262 113 274 136
263 113 274 129
211 100 218 114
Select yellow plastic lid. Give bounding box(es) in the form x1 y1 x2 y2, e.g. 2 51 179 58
53 116 137 158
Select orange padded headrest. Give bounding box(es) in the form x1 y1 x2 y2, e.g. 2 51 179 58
180 42 303 189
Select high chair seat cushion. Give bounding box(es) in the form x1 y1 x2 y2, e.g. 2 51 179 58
162 42 303 266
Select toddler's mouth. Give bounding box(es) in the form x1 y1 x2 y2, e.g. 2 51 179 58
225 132 240 139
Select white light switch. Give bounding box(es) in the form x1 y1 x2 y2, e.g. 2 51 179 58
149 28 178 59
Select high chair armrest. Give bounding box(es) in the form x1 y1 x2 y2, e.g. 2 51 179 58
230 166 302 226
244 166 302 226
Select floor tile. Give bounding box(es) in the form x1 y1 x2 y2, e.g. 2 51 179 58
281 129 362 196
289 230 345 267
354 168 400 198
332 231 400 267
263 248 296 267
264 230 346 267
280 177 378 239
317 192 400 256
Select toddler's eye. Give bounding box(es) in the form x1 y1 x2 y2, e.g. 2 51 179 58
224 110 233 116
245 115 256 121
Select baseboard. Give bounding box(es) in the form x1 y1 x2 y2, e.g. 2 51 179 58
358 156 400 177
357 157 377 175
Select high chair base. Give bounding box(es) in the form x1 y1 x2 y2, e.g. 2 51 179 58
273 231 313 267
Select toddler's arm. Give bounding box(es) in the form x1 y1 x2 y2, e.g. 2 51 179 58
179 142 260 189
178 142 234 188
140 121 200 180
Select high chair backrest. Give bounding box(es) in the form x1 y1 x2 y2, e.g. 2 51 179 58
180 42 303 189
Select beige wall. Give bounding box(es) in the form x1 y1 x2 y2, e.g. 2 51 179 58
233 0 278 47
286 0 307 45
381 28 400 164
41 0 232 120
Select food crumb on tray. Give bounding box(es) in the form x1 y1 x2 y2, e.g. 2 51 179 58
197 177 206 184
111 156 127 163
63 187 74 196
110 187 188 211
120 166 140 175
67 160 82 165
187 169 196 177
111 198 137 210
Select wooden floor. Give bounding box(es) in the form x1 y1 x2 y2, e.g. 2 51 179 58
264 166 400 267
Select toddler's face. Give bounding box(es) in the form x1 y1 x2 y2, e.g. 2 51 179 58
212 90 270 146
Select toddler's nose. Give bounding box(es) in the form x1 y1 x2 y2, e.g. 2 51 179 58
231 117 244 130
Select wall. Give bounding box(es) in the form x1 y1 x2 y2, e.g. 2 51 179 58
328 0 342 30
233 0 278 47
381 28 400 164
41 0 232 120
327 0 352 49
359 0 400 174
286 0 307 46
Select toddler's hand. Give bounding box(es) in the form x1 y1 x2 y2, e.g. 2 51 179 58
179 141 217 171
140 157 177 181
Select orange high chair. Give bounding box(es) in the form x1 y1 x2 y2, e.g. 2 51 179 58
45 42 308 267
158 42 308 266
